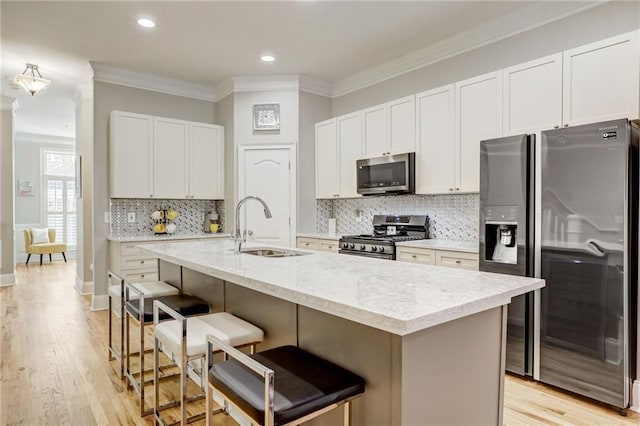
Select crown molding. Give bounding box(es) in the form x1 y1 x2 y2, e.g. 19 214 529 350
299 75 332 98
331 1 603 98
214 78 235 102
91 63 217 102
213 74 332 101
14 131 75 145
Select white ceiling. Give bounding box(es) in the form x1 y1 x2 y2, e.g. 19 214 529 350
0 1 597 137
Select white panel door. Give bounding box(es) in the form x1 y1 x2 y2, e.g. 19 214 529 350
337 112 363 198
455 71 503 193
388 95 416 154
563 30 640 126
503 53 563 135
188 122 224 199
153 117 188 198
239 146 294 247
362 104 388 157
110 111 153 198
315 119 339 199
416 85 455 194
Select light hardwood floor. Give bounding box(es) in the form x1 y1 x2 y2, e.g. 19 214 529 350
1 261 638 425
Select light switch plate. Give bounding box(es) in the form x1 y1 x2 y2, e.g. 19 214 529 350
127 212 136 223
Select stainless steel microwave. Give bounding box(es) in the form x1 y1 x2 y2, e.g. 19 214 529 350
356 152 415 195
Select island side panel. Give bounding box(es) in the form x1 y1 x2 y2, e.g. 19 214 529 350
400 306 507 425
181 268 225 312
158 260 181 290
224 281 298 350
297 306 398 426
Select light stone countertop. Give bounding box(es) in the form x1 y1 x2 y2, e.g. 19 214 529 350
296 233 341 240
395 239 479 254
107 233 230 243
139 239 543 336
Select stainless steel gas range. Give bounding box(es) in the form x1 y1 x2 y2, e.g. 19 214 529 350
339 215 429 260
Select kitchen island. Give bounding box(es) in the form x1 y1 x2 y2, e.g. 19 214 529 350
140 239 544 425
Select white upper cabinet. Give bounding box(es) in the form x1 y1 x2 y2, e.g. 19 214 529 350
337 112 363 198
387 95 416 155
363 104 388 157
503 54 563 135
455 71 503 193
153 117 188 199
416 85 455 194
563 30 639 126
362 95 416 157
110 111 154 198
188 122 224 199
315 118 339 199
110 111 224 199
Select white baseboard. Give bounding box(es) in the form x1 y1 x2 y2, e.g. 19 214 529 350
631 379 640 413
74 275 94 295
0 273 16 286
91 294 109 311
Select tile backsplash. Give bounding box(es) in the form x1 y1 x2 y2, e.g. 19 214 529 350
316 194 478 241
110 199 225 236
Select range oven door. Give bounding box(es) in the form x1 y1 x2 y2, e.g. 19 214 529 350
357 153 414 195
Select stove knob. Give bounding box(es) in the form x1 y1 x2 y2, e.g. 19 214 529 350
371 246 377 252
342 242 349 249
360 245 366 251
378 246 385 253
349 243 355 249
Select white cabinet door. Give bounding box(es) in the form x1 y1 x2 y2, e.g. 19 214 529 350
337 112 363 198
416 85 455 195
362 104 388 157
188 122 224 199
455 71 502 193
563 30 639 126
315 119 339 199
503 54 563 135
388 95 416 154
153 117 188 198
110 111 153 198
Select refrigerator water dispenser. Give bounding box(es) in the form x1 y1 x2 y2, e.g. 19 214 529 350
484 222 517 264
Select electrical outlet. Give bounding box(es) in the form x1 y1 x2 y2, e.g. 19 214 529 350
127 212 136 223
104 212 111 223
355 209 363 223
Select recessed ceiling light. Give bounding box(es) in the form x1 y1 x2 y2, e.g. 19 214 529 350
261 55 275 62
137 18 156 28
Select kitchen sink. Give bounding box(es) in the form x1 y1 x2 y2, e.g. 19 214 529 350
241 248 310 257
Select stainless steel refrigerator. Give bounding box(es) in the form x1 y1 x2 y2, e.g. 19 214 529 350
539 119 638 411
479 134 536 377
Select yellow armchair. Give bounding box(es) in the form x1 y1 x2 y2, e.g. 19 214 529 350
24 229 67 265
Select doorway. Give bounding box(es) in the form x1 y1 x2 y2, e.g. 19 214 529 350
237 144 296 247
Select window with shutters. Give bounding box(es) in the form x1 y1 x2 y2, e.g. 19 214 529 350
43 151 76 247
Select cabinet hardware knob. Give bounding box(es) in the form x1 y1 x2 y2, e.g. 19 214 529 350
553 125 559 129
564 124 569 127
455 187 460 191
150 194 153 197
411 254 417 259
141 274 145 278
455 260 461 264
141 260 144 264
449 188 453 191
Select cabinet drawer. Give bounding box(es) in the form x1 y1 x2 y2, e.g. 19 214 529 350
123 271 159 283
318 240 339 253
121 257 157 271
121 243 149 257
435 250 478 270
297 238 319 250
396 247 435 265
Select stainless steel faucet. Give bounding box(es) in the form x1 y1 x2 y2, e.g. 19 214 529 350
234 196 272 254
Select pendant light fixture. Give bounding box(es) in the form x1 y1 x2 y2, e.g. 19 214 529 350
14 63 51 96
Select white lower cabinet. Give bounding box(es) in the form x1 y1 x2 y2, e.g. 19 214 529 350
396 246 479 271
296 236 339 253
109 242 159 283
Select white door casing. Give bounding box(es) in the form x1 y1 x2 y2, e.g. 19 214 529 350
237 144 296 248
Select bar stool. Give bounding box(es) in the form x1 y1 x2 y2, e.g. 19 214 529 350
107 271 179 379
153 301 264 426
206 337 365 426
125 283 210 416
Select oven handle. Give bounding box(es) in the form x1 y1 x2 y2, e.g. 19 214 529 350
339 249 394 260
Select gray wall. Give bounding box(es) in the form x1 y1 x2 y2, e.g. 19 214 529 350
76 93 93 289
0 102 14 279
92 81 216 301
215 93 235 230
333 1 640 116
298 91 332 233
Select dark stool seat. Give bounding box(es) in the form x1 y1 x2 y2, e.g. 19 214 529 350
208 345 365 425
126 294 210 323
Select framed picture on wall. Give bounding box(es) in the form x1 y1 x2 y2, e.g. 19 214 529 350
253 103 280 131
